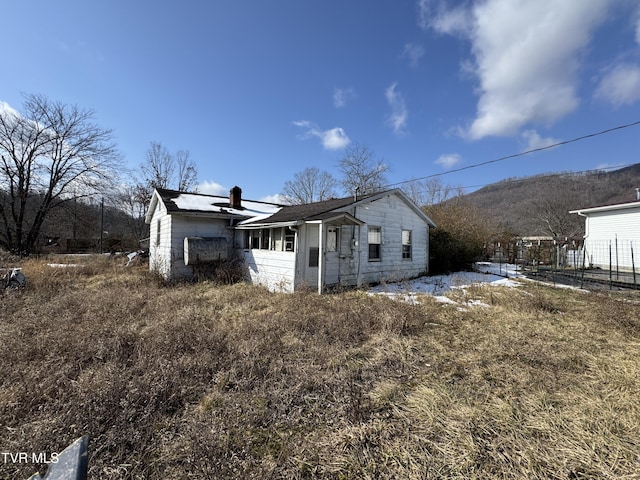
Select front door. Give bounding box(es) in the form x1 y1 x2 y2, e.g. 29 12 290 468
304 224 319 287
324 226 340 285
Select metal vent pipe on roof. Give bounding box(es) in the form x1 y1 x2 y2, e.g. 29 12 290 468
636 187 640 201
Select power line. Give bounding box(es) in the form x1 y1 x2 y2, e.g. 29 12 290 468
386 120 640 189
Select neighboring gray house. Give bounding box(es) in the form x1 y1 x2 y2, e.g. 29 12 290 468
570 197 640 270
146 186 436 293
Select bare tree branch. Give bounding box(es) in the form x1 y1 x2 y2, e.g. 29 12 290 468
0 94 122 253
175 149 198 192
403 176 461 207
338 142 389 196
141 141 174 190
282 167 337 204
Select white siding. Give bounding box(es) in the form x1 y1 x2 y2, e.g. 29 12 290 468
148 200 235 281
168 216 234 279
584 206 640 270
148 205 173 278
332 193 430 286
243 250 296 292
149 190 431 290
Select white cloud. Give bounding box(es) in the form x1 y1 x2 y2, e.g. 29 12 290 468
293 120 351 150
333 87 355 108
431 5 473 37
595 63 640 107
260 193 288 204
417 0 431 30
435 153 461 169
0 101 20 117
418 0 472 36
385 82 408 135
421 0 611 140
198 180 227 196
402 43 425 68
322 127 351 149
521 130 560 151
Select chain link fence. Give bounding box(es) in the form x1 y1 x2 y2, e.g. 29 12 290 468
487 238 639 291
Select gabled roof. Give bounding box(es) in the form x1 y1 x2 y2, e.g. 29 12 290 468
145 188 282 224
238 188 436 228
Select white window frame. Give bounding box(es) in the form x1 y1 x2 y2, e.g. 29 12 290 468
368 226 381 261
402 229 412 260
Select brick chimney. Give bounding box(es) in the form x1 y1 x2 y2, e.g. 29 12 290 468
230 186 242 209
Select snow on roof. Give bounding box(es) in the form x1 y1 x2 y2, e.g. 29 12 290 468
172 193 224 211
157 188 282 218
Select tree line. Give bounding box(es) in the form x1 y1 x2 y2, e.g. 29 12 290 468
0 94 200 254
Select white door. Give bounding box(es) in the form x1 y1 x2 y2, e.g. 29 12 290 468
304 224 319 287
324 226 340 285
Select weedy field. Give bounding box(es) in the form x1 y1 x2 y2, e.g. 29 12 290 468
1 256 639 479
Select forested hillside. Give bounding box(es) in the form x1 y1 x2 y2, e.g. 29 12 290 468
462 163 640 238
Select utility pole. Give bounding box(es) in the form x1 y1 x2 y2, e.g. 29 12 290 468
100 197 104 254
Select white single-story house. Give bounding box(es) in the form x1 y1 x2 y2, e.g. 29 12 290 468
146 186 436 292
570 198 640 270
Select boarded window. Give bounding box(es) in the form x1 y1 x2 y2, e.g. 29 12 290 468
368 226 381 261
402 230 412 259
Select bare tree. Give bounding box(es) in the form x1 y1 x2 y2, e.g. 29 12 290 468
175 149 198 192
139 141 198 192
403 176 462 207
282 167 338 204
528 192 584 239
123 142 199 243
0 94 121 254
130 142 199 240
338 142 389 196
141 142 174 190
116 183 150 242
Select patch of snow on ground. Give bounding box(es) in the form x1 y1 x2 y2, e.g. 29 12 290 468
433 296 457 305
474 261 521 277
368 262 525 305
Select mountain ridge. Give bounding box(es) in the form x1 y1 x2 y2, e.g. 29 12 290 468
461 163 640 237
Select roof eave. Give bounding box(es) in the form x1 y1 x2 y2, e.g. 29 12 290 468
570 200 640 215
235 220 301 229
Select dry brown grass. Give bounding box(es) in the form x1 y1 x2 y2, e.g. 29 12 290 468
1 257 639 479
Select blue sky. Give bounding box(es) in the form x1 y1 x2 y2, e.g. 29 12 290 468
2 1 640 202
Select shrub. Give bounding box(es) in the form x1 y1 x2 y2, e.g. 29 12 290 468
425 196 493 274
